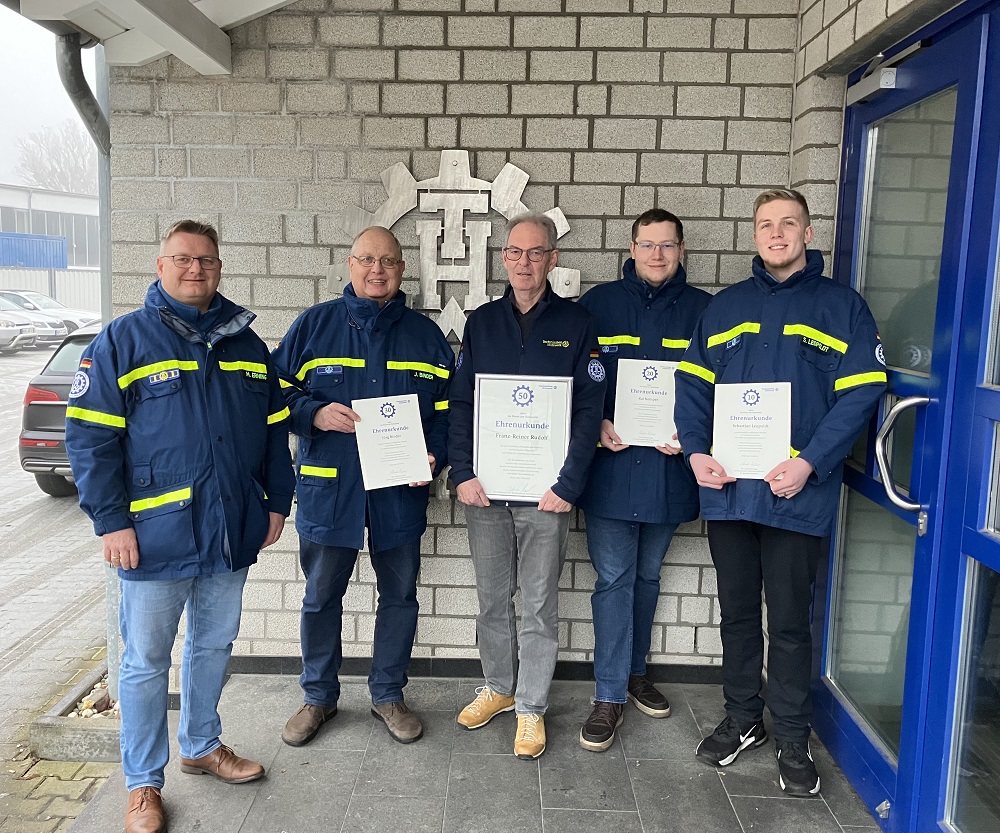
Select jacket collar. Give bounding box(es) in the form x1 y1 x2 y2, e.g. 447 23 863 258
342 283 407 329
751 249 826 292
622 258 689 304
503 279 553 314
145 281 254 346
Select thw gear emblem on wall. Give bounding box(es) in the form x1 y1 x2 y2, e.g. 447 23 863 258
332 150 581 340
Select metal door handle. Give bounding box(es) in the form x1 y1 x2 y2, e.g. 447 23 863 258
874 395 929 514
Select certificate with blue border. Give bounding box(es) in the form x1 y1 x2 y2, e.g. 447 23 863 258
473 374 573 502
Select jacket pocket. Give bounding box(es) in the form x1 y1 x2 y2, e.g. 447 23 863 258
129 481 196 567
296 459 341 520
137 373 183 401
797 344 843 373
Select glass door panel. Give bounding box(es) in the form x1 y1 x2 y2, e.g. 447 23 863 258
830 489 917 756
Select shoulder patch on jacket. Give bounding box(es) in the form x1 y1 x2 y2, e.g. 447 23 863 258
588 359 606 382
69 371 89 398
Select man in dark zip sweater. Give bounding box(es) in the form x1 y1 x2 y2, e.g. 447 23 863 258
675 190 886 797
576 209 711 752
272 227 453 749
448 213 604 759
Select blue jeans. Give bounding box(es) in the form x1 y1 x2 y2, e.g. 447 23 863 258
118 567 248 791
298 537 420 706
585 513 678 703
465 504 570 715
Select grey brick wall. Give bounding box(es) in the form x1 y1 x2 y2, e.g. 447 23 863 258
108 0 813 670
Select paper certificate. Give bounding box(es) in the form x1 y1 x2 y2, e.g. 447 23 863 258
352 394 430 490
473 374 573 502
613 359 679 447
712 383 792 479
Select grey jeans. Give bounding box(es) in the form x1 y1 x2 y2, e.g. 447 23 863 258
465 503 570 715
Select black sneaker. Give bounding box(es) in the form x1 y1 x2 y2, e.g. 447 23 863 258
579 701 624 752
775 740 821 797
695 715 768 766
627 675 671 717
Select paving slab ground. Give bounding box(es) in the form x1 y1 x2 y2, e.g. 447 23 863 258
69 675 878 833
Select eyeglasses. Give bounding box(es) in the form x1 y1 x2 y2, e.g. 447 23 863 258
502 247 553 263
351 255 402 269
633 242 680 253
160 254 222 269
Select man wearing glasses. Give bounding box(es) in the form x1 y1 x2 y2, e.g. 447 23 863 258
66 220 295 833
448 213 604 759
575 209 712 751
272 226 453 748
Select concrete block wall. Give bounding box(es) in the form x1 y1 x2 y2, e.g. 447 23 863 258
107 0 812 670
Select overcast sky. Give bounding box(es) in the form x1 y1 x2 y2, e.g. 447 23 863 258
0 5 97 185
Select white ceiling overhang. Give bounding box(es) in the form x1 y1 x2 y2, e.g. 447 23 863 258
21 0 299 74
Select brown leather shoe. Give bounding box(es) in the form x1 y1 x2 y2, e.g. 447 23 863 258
179 744 264 784
125 786 165 833
282 703 338 746
371 700 423 743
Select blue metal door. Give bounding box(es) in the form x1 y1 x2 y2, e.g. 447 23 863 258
815 6 1000 832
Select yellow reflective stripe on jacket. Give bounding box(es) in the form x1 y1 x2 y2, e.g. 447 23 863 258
598 335 640 346
300 465 338 478
279 378 296 388
66 406 126 429
267 407 290 425
834 371 888 391
676 361 716 385
295 357 365 381
434 400 449 411
706 322 761 349
782 324 848 354
386 361 451 379
790 447 800 458
219 360 268 376
117 360 199 389
129 486 192 514
662 338 690 349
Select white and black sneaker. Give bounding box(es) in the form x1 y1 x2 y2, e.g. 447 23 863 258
695 715 768 767
775 740 821 797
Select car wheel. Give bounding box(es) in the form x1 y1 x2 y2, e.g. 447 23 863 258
35 473 78 497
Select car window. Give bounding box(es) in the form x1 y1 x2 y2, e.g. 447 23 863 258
21 291 65 310
44 337 93 374
0 297 21 311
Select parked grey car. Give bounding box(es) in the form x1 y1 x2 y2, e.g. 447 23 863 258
0 296 67 346
0 289 99 333
0 306 36 353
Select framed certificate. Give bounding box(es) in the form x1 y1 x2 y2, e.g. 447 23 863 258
473 374 573 501
352 394 431 490
712 382 792 479
613 359 679 447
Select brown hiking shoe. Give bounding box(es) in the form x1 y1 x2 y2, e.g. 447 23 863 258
125 786 165 833
371 700 423 743
282 703 338 746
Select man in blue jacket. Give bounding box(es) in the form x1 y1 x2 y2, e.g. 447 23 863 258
272 226 452 748
448 213 604 759
576 209 711 752
675 190 887 797
66 220 295 833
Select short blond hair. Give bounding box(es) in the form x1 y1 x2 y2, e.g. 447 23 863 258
161 219 219 253
753 189 810 226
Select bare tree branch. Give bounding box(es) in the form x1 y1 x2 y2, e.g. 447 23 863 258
15 119 97 195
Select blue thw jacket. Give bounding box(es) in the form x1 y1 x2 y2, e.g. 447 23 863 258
448 283 605 504
65 282 295 580
271 286 453 553
578 261 712 525
674 251 887 536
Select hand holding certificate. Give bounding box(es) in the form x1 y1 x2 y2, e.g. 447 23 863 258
613 359 679 448
712 383 791 479
474 374 572 502
352 395 432 490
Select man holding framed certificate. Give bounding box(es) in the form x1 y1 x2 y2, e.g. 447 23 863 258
575 209 711 752
675 190 886 797
272 226 453 748
448 213 604 759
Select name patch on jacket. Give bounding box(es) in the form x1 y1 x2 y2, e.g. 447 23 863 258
726 335 742 350
801 337 830 354
243 369 267 381
411 370 436 382
600 345 618 354
542 339 570 348
314 365 343 377
148 368 180 386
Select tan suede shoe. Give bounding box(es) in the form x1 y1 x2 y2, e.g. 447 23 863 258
125 786 165 833
179 744 264 783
